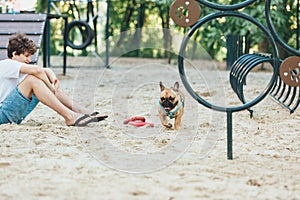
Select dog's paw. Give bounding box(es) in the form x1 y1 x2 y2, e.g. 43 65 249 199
164 123 173 129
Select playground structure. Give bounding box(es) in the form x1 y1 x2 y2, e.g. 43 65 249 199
0 0 106 75
46 0 110 74
171 0 300 159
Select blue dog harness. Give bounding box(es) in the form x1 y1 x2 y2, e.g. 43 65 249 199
158 96 184 119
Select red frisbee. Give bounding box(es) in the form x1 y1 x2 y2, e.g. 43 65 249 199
123 116 154 127
128 121 154 127
123 116 145 124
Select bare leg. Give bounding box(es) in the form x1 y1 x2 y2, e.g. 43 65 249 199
18 75 88 126
53 80 91 114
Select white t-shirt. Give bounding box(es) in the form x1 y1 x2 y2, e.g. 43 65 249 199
0 59 27 103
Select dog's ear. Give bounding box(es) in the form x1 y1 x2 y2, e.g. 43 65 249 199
159 81 165 91
173 82 179 92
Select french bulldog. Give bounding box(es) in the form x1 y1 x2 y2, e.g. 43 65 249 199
158 81 185 130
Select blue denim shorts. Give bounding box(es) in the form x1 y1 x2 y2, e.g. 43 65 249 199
0 87 39 124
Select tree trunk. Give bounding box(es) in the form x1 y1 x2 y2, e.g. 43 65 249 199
158 5 172 63
132 2 146 56
116 0 135 47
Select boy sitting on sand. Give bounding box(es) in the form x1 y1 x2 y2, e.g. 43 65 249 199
0 33 107 126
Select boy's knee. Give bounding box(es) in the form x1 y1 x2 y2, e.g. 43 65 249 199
24 74 38 81
23 75 42 84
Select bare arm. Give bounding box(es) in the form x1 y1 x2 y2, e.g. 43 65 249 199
20 64 54 92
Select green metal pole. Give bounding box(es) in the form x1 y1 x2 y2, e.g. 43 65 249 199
105 0 110 68
227 111 233 160
46 0 51 67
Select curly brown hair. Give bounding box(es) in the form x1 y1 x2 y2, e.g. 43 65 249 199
7 33 37 58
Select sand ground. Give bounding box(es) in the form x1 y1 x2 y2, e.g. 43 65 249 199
0 56 299 199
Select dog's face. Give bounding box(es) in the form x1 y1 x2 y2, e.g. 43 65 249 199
159 81 181 112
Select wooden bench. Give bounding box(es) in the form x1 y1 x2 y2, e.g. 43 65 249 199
0 13 46 64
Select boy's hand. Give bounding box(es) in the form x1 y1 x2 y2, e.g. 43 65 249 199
53 79 59 95
44 68 58 85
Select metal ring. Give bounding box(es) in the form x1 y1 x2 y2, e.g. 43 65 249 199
66 20 94 50
265 0 300 56
178 11 279 113
196 0 257 11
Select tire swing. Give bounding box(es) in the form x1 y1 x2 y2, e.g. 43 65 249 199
66 20 94 50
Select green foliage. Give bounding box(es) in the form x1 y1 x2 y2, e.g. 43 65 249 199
36 0 298 60
185 0 299 60
35 0 47 13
